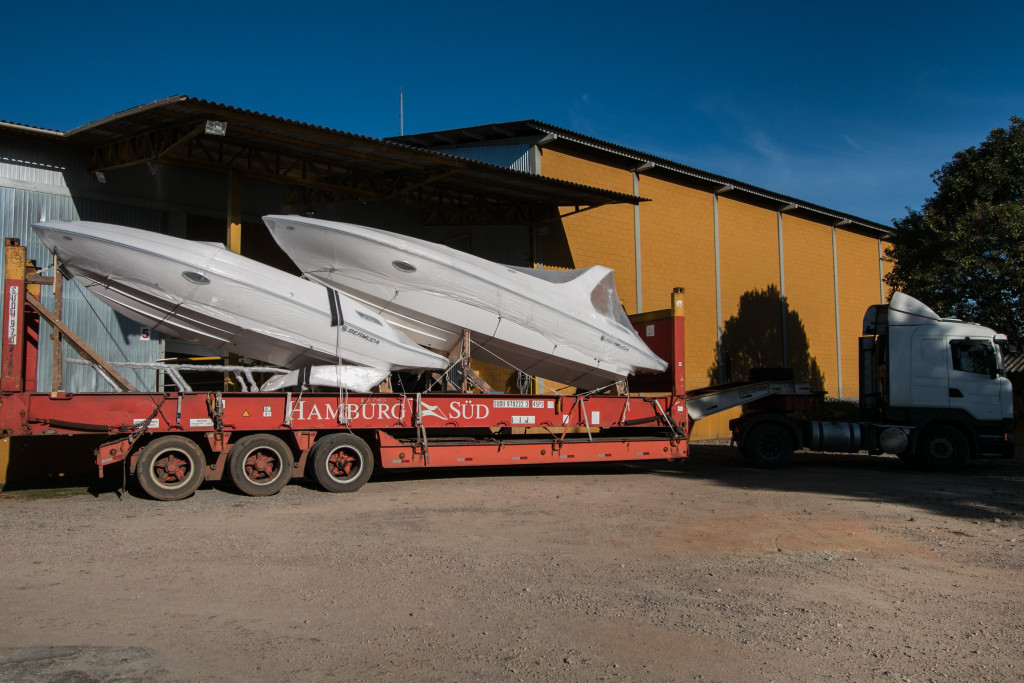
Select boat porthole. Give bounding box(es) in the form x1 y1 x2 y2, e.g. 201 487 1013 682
182 271 211 285
392 259 416 273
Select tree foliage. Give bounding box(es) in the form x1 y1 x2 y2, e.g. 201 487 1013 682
885 116 1024 344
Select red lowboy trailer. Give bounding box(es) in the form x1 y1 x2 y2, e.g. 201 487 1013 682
0 239 691 500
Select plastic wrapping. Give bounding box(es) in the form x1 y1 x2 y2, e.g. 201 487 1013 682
264 215 668 390
32 221 448 373
260 365 390 392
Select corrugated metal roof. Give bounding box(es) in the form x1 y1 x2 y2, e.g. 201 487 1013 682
393 120 893 237
2 97 642 219
0 120 62 136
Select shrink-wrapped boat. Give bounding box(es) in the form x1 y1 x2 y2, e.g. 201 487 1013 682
32 220 448 383
263 215 667 390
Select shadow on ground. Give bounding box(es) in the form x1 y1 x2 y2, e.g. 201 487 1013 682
632 441 1024 523
367 442 1024 523
5 440 1023 524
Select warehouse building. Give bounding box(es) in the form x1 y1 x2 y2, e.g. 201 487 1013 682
0 96 890 439
394 122 892 437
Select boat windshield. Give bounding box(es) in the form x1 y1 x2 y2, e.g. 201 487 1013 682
506 265 588 284
589 271 633 328
508 266 633 327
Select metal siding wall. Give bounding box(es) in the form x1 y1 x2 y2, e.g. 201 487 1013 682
0 181 166 393
0 132 305 394
437 144 533 173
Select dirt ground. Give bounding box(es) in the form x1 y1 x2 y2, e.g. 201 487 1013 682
1 441 1023 682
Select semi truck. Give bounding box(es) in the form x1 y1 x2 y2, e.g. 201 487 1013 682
0 238 1014 500
730 292 1015 470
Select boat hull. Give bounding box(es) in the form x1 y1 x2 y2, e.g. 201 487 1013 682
32 221 447 373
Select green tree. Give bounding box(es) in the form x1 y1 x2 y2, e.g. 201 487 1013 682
885 116 1024 344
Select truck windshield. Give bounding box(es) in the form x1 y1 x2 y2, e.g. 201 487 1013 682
950 339 1000 376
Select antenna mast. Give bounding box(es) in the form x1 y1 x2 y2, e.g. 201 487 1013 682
399 89 404 136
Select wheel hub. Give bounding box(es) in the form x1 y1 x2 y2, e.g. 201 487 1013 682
328 451 356 477
156 455 187 482
245 451 277 480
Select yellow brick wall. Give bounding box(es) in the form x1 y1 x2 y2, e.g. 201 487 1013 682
535 145 886 438
716 197 782 372
635 176 715 386
540 150 638 312
688 198 783 438
780 215 839 396
836 232 887 397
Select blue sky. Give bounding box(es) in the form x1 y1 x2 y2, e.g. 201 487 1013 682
3 1 1022 225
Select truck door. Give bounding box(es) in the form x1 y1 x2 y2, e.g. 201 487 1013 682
948 338 1008 421
909 337 950 409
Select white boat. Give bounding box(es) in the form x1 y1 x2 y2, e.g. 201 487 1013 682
31 221 449 379
263 215 668 390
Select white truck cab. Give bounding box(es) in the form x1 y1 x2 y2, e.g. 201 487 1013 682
734 292 1015 470
864 292 1013 424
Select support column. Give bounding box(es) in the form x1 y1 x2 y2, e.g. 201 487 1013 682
50 254 63 395
878 239 885 302
832 225 843 398
225 172 242 390
712 186 733 383
713 194 723 383
227 171 242 254
777 209 788 367
2 240 27 393
631 163 653 314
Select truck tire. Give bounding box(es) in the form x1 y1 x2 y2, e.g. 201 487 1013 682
310 433 374 493
136 436 207 501
228 434 295 497
742 422 795 469
916 424 969 471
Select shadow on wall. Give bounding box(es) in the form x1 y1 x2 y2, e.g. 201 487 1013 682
708 285 825 391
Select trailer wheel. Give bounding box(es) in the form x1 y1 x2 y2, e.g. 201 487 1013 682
916 424 969 471
310 433 374 493
136 436 207 501
743 422 795 468
228 434 295 496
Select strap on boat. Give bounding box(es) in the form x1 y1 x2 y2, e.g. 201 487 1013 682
415 392 429 465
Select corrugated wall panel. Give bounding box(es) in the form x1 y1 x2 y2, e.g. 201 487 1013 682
0 183 165 392
1 134 231 219
436 144 532 173
0 135 82 202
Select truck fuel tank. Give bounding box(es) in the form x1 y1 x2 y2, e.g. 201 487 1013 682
807 421 862 452
806 421 909 454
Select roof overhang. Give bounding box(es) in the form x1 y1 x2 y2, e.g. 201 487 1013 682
0 97 640 227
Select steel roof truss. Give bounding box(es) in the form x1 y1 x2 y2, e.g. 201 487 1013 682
89 121 205 172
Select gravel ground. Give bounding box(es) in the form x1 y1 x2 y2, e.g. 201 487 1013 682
1 441 1023 682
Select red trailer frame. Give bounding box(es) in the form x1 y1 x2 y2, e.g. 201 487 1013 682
0 239 688 499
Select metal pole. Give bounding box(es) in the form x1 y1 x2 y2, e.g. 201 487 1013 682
713 194 723 383
832 226 843 397
50 254 63 395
